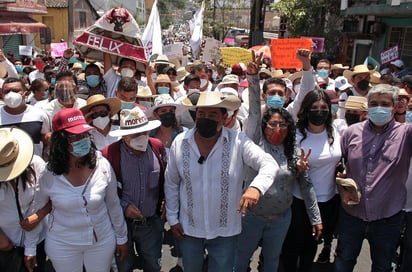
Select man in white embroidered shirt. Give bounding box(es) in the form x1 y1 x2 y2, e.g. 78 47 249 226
164 92 278 271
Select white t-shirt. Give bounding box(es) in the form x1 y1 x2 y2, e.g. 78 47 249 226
91 124 121 150
103 68 121 98
41 98 87 123
293 128 341 202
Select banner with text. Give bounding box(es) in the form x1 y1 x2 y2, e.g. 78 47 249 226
19 45 32 56
271 38 312 69
202 37 222 63
220 47 252 67
380 45 399 65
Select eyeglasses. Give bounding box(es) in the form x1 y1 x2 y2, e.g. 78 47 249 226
90 110 109 119
267 121 288 129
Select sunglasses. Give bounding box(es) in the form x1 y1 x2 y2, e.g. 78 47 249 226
90 110 109 119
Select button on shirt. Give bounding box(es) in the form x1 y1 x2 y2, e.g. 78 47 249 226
341 119 412 221
165 127 278 239
120 141 161 218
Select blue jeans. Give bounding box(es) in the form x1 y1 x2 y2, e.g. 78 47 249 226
179 235 237 272
117 215 163 272
335 208 404 272
234 208 291 272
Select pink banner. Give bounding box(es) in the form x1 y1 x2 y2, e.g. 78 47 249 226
50 42 67 57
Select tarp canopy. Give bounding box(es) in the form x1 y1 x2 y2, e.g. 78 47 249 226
0 13 46 35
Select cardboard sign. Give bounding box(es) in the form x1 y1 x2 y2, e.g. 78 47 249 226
302 36 324 53
73 32 146 63
380 45 399 65
220 47 252 67
50 42 68 57
202 37 222 63
271 38 312 69
163 43 183 60
18 45 32 56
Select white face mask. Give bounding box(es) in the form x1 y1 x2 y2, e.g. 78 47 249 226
121 68 135 78
93 116 110 130
4 92 23 108
128 134 149 151
200 79 208 88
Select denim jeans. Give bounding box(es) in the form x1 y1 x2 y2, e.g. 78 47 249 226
234 208 291 272
179 235 237 272
400 211 411 272
335 208 404 272
117 215 163 272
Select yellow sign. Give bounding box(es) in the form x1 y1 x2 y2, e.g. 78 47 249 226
271 38 312 69
220 47 252 68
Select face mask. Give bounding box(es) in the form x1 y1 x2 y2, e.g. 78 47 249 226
43 92 49 100
121 68 134 78
308 110 329 126
357 79 369 91
200 79 208 88
268 131 283 145
129 135 149 151
70 137 91 157
406 111 412 123
317 69 329 79
4 91 23 108
15 65 23 74
368 106 392 126
86 75 100 88
157 86 170 94
196 118 219 138
293 83 301 94
121 100 135 110
345 113 361 126
50 78 56 84
266 95 285 108
159 112 176 127
93 116 110 130
35 63 44 72
139 101 152 109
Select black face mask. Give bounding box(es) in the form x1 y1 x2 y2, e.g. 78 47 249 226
196 118 219 138
159 112 176 128
308 110 329 126
345 113 360 126
357 79 370 91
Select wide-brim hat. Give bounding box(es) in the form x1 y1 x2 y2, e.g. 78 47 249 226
176 67 190 82
80 94 121 116
336 177 361 205
258 68 272 78
0 127 34 182
271 69 290 78
146 94 186 118
136 86 153 98
217 74 240 89
370 70 381 84
185 60 202 73
398 88 411 97
154 54 170 65
109 106 161 137
339 96 368 111
331 64 349 70
288 71 303 83
343 65 372 80
183 91 241 111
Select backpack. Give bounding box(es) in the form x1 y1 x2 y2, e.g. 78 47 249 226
102 138 165 215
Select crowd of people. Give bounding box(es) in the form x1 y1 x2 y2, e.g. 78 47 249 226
1 40 412 272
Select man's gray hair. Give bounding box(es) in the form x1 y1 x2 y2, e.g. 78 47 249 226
367 84 399 104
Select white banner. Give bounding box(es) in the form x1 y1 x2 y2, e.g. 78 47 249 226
18 45 32 56
142 0 162 58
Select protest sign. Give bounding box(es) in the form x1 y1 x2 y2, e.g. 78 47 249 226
50 42 67 57
202 37 222 63
163 43 183 60
220 47 252 67
19 45 32 56
380 45 399 65
271 38 312 69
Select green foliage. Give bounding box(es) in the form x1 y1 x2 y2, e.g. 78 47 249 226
157 0 187 28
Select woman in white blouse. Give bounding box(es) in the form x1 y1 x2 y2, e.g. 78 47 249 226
24 108 128 272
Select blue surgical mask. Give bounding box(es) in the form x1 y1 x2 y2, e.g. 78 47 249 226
139 101 152 109
15 65 23 74
157 86 170 94
317 69 329 79
368 106 392 126
266 95 285 108
51 78 56 84
86 75 100 88
121 100 135 110
70 137 91 157
406 111 412 123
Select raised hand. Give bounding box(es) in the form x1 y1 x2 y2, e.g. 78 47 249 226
247 50 263 75
296 48 312 71
296 147 311 172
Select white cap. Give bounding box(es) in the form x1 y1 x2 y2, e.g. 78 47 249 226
334 76 352 91
390 59 404 68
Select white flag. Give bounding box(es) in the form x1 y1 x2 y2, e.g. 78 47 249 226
142 0 162 58
189 1 205 58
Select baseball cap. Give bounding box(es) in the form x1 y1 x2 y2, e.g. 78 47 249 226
52 108 94 134
390 59 404 68
334 76 352 91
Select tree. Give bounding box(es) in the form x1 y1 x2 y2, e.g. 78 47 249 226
157 0 187 28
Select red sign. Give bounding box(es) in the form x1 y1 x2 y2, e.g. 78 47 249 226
73 32 146 63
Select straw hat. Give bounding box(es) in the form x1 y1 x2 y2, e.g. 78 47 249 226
258 68 272 78
370 70 381 84
271 69 290 78
288 71 303 83
331 64 349 70
183 91 241 111
146 94 186 118
336 177 361 205
0 127 34 182
343 65 372 80
155 74 171 84
154 55 170 65
109 107 161 137
176 67 190 82
217 74 239 90
185 59 202 73
136 86 153 98
80 94 121 116
339 96 368 111
398 88 411 97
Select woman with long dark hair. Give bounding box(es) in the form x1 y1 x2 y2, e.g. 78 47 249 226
24 108 128 272
281 89 341 271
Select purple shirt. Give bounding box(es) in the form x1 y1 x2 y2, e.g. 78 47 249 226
120 141 161 217
341 119 412 221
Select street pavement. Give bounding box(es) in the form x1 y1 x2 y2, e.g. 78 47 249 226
132 225 375 272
